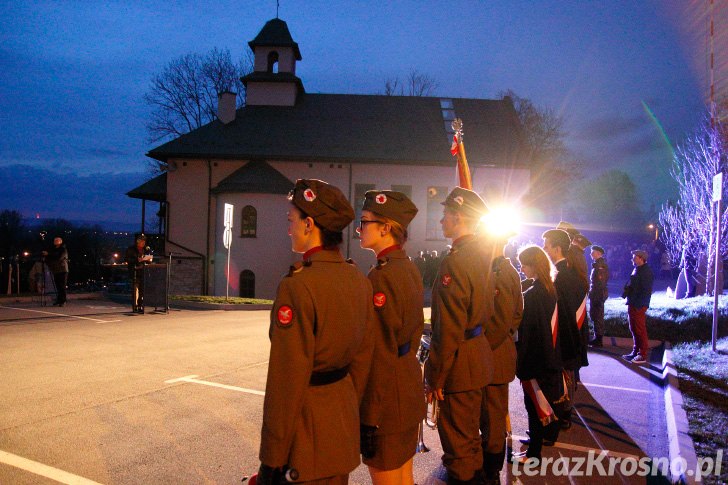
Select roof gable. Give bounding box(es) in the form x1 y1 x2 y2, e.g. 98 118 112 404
211 160 293 194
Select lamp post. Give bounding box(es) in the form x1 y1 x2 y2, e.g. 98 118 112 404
647 224 658 241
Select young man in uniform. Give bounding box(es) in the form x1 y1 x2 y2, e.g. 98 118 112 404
425 187 494 485
588 245 609 347
622 249 654 364
479 238 523 484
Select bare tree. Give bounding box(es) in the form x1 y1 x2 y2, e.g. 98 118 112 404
659 116 727 294
383 69 438 96
144 48 253 144
499 90 578 212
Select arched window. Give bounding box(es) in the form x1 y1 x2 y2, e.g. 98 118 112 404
239 270 255 298
241 205 257 237
267 51 279 73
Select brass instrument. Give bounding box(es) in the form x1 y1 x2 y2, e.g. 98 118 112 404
415 332 439 454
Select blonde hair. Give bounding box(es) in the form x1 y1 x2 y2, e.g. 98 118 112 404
381 216 408 245
518 245 556 298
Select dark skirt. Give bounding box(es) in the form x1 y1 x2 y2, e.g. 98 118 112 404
363 425 419 470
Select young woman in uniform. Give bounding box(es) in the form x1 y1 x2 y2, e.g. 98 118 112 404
257 179 375 485
357 190 426 485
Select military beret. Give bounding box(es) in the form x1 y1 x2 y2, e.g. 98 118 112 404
362 190 418 227
441 187 487 218
288 179 354 232
591 245 605 254
572 234 592 247
556 221 580 237
631 249 649 261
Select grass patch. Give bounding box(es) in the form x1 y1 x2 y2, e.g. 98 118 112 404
603 292 728 343
170 295 273 305
671 337 728 485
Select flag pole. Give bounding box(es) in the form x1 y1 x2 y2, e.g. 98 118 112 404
450 118 473 190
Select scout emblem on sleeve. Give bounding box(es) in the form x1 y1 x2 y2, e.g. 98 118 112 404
277 305 293 326
303 188 316 202
373 292 386 307
441 274 452 287
375 193 387 204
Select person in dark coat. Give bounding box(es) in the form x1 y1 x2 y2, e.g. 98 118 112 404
256 179 375 485
513 245 563 463
358 190 425 485
588 245 609 347
542 229 588 430
45 237 69 306
621 249 654 364
125 234 152 313
425 187 494 485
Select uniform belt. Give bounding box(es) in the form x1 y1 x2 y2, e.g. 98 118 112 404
309 366 349 386
397 342 411 357
465 325 482 340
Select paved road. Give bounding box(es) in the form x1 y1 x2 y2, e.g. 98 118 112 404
0 300 671 484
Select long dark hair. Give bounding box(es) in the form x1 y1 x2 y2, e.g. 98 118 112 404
297 207 344 249
518 245 556 298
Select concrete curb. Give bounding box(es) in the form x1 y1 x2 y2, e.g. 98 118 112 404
662 343 699 485
603 335 699 484
0 292 104 303
169 301 272 311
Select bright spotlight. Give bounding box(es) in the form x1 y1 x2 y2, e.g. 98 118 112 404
480 206 521 237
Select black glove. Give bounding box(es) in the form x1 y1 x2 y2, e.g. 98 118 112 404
256 464 279 485
621 285 630 299
360 424 378 459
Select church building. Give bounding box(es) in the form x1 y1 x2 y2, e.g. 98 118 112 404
142 18 529 299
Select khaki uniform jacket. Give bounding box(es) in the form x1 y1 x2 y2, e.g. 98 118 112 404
363 248 427 434
425 235 494 392
485 255 524 385
259 249 375 481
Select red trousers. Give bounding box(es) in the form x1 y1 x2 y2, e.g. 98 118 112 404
627 305 649 357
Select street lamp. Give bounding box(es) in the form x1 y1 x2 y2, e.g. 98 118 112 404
647 224 658 241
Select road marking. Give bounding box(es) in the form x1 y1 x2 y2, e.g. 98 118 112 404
0 449 103 485
511 434 640 461
0 305 119 323
582 382 650 394
165 375 265 396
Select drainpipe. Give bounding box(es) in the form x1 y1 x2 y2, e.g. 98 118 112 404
347 162 353 258
206 160 212 295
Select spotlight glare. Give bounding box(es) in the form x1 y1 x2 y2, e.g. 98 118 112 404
480 206 521 237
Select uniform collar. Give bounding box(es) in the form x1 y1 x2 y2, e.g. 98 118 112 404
304 247 344 263
376 244 402 260
452 234 476 248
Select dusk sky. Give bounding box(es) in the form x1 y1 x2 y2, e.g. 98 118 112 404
0 0 720 226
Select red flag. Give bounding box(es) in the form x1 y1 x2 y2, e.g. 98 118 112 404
450 134 459 156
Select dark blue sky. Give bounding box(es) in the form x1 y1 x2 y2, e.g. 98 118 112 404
0 0 714 224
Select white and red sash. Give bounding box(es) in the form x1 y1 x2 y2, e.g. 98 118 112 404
575 295 587 330
521 379 557 426
550 303 558 349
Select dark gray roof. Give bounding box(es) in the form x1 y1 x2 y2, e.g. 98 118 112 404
249 18 301 60
211 160 293 194
240 71 305 93
147 94 526 168
127 173 166 202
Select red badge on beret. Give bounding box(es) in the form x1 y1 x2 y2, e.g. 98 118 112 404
375 193 387 204
441 274 452 287
303 188 316 202
373 292 386 307
494 289 500 296
277 305 293 326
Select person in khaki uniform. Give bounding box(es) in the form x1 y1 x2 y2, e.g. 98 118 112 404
425 187 494 485
358 190 426 485
478 238 523 484
257 179 375 485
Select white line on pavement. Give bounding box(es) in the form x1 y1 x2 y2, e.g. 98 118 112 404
582 382 650 394
511 434 641 461
0 449 103 485
165 375 265 396
0 305 118 324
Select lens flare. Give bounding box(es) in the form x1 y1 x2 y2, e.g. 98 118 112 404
480 206 521 237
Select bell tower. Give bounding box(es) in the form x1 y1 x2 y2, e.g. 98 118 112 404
242 18 304 106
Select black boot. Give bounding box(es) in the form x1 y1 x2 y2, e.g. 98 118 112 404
483 450 504 483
